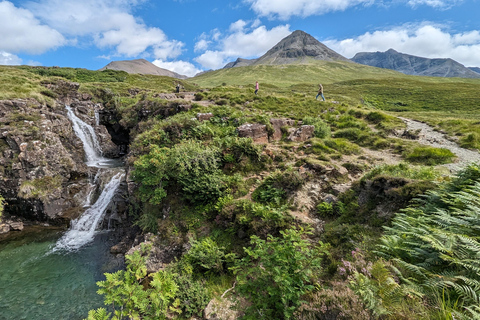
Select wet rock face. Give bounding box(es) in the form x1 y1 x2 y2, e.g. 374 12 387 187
0 80 127 224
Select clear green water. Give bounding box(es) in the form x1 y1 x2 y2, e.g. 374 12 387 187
0 228 123 320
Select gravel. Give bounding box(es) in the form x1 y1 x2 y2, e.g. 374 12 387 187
400 117 480 172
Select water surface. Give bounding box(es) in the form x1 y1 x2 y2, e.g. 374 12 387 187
0 228 123 320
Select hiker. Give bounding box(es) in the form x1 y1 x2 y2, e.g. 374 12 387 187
176 83 180 93
255 81 259 95
316 83 325 101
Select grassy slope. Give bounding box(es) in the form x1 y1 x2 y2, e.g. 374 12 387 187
192 61 480 149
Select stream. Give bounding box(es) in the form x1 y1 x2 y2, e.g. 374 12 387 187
0 105 126 320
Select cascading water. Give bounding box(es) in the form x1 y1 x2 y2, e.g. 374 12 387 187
54 105 125 251
53 171 125 251
66 105 104 165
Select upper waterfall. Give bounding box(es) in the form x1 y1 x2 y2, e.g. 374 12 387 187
65 105 113 167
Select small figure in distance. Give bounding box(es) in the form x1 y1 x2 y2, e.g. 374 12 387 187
316 83 325 101
255 81 259 95
176 83 180 93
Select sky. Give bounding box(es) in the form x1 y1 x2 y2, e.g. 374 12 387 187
1 0 480 77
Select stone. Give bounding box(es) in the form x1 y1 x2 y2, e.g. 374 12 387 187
204 298 240 320
0 223 10 234
197 112 214 121
237 123 268 144
287 125 315 142
8 221 24 231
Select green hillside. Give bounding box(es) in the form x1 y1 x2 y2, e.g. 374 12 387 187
192 61 480 150
192 60 402 87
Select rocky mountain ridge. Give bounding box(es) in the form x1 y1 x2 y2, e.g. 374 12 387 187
99 59 187 79
224 30 350 68
352 49 480 78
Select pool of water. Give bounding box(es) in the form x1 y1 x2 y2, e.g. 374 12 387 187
0 227 124 320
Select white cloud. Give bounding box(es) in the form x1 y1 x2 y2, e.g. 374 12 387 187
407 0 460 9
26 0 184 59
324 24 480 67
194 39 210 52
245 0 373 20
0 1 65 54
0 51 23 65
152 59 202 77
194 21 291 69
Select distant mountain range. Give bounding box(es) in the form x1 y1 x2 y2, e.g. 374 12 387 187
224 30 349 68
351 49 480 78
99 59 187 79
99 32 480 80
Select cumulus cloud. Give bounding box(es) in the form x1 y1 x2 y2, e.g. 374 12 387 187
152 60 202 77
245 0 373 20
0 1 65 54
194 21 291 69
0 51 23 65
323 24 480 67
26 0 184 59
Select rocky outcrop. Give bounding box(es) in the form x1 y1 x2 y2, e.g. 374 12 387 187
287 125 315 142
0 80 127 225
270 118 296 141
237 123 268 143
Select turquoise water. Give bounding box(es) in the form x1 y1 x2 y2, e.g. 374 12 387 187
0 228 123 320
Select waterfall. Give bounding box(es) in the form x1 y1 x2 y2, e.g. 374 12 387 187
53 172 125 252
65 105 109 167
54 105 125 252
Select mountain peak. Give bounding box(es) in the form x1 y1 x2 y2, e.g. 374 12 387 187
255 30 349 64
224 30 350 68
99 59 187 79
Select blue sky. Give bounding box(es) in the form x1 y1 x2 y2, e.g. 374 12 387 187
1 0 479 76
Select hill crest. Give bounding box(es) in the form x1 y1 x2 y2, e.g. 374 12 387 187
99 59 187 79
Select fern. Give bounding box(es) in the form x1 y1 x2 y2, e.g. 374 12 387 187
377 164 480 318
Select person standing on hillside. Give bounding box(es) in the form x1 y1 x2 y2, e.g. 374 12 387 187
176 83 180 93
316 83 325 101
255 81 259 95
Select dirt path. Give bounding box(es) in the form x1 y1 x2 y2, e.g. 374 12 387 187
400 117 480 172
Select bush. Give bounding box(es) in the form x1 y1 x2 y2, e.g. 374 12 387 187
316 202 334 217
168 141 226 204
175 275 210 318
86 250 180 320
233 228 322 319
185 237 227 274
194 92 205 101
302 116 331 139
252 170 305 206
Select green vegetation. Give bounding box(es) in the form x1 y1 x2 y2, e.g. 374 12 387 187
1 61 480 319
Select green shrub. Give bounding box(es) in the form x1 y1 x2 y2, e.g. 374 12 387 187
302 116 331 138
168 141 226 204
185 237 227 274
86 250 180 320
175 275 210 318
233 228 322 319
316 202 334 217
252 170 305 206
404 146 455 165
194 92 205 101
